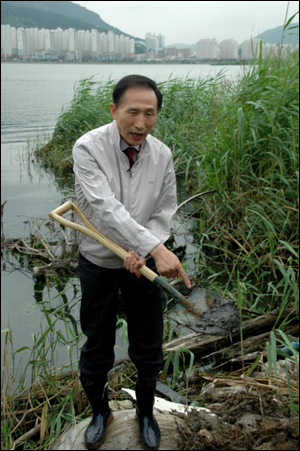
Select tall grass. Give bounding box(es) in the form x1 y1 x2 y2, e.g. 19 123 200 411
1 294 84 450
34 17 299 315
5 18 298 447
36 78 114 173
153 28 298 311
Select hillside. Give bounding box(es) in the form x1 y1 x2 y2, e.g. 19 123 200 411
1 0 143 40
254 23 299 46
167 23 299 51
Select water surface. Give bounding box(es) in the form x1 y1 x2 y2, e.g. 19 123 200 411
1 62 241 382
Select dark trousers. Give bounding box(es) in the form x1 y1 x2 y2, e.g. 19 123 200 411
78 252 164 379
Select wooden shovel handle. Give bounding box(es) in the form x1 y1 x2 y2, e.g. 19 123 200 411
49 201 157 282
49 201 200 316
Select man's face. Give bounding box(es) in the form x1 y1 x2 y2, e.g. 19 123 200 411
110 87 157 146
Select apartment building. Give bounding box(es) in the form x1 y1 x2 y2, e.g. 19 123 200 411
241 39 260 59
263 43 279 58
1 24 12 57
1 24 135 61
166 47 192 59
145 32 157 53
16 27 26 56
196 39 218 59
220 39 238 59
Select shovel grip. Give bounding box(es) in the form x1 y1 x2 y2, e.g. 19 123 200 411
48 202 197 314
49 201 157 282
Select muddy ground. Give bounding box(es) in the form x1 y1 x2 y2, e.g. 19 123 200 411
174 390 299 450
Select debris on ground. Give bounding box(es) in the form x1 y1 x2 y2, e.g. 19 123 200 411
174 390 299 450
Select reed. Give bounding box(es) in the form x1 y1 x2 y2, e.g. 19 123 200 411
156 38 299 313
8 12 297 447
36 78 114 173
1 299 83 450
36 31 299 313
1 296 136 449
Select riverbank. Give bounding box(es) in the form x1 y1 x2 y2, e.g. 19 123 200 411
1 30 299 449
2 302 298 449
36 46 299 313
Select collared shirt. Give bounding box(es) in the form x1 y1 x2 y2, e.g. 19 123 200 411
120 136 140 163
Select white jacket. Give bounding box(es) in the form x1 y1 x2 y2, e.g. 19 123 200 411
72 120 177 268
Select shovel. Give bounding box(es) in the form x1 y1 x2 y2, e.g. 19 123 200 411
49 201 201 318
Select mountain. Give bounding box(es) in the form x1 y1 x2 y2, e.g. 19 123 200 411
1 1 143 40
167 23 299 51
254 23 299 46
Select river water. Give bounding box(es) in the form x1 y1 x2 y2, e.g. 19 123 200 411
1 62 244 381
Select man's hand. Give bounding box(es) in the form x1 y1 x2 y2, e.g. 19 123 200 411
150 243 191 289
124 250 146 278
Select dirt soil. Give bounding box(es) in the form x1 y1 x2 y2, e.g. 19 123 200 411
174 390 299 450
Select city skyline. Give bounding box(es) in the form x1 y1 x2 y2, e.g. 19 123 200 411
2 24 295 61
72 1 299 45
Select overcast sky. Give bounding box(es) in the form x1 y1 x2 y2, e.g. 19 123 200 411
72 1 299 45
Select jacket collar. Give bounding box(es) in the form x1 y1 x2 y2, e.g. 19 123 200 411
110 120 150 156
120 136 140 153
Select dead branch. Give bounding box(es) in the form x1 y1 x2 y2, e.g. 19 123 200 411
1 200 7 218
27 217 55 260
163 308 297 357
11 423 41 449
3 214 78 277
32 257 78 277
176 190 217 211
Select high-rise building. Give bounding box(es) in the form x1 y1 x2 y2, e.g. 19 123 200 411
25 28 39 56
119 34 126 59
38 29 46 52
98 32 105 56
115 34 120 56
62 29 70 57
197 39 218 59
102 33 108 56
49 30 58 59
84 30 90 58
145 32 165 54
1 25 136 61
145 33 157 53
129 38 135 59
17 27 26 56
54 28 63 57
68 28 77 53
124 36 130 59
108 30 114 54
156 33 165 53
91 29 98 57
262 43 278 58
242 39 260 59
44 29 51 53
32 28 39 53
1 24 11 57
10 26 17 56
220 39 238 59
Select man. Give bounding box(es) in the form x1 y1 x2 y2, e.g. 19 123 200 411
73 75 191 450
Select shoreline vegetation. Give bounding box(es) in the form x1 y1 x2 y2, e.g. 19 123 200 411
2 19 299 450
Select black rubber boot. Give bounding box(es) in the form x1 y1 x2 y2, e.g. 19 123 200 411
135 371 161 450
80 374 113 450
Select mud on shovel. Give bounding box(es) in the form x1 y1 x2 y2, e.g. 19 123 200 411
49 201 201 317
